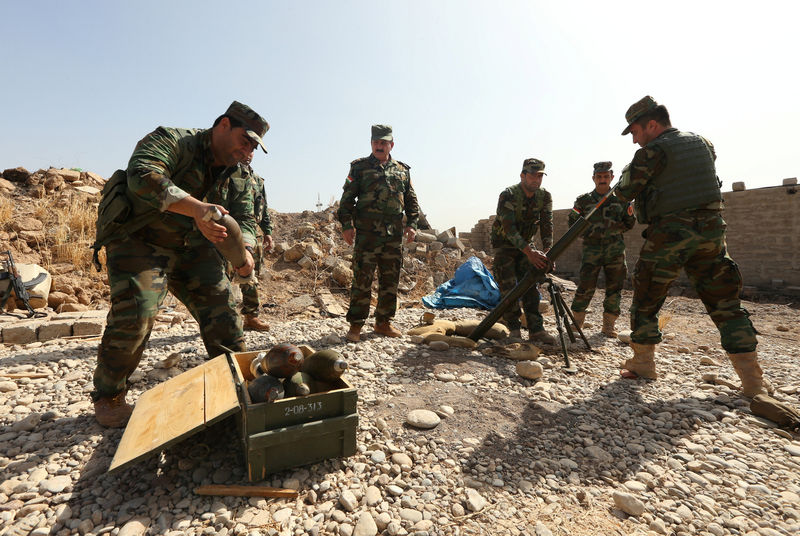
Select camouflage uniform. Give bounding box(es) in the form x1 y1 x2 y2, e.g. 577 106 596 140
337 152 419 325
239 167 272 315
617 126 755 354
490 165 553 333
92 103 265 401
568 178 635 315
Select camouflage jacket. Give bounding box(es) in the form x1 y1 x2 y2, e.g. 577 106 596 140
490 184 553 251
617 128 719 211
337 154 420 236
568 190 635 243
125 127 257 248
237 165 272 237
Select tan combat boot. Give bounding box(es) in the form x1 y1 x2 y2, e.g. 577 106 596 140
243 314 270 332
571 311 586 330
728 351 768 398
529 330 556 345
346 323 363 342
94 392 134 428
621 342 658 380
601 313 618 338
374 321 402 338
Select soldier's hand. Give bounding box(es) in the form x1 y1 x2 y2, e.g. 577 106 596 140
236 248 255 277
263 234 274 252
404 226 416 243
524 247 549 270
342 228 355 246
195 203 229 244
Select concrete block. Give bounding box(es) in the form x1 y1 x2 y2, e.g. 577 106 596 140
37 319 75 342
72 319 104 337
732 181 746 191
1 321 44 344
429 241 444 252
783 177 798 186
436 228 456 242
416 232 436 244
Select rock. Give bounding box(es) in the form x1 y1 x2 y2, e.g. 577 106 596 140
353 512 378 536
516 360 544 380
406 409 441 429
465 488 487 512
118 518 150 536
339 490 358 512
39 476 72 494
0 381 18 392
612 490 645 517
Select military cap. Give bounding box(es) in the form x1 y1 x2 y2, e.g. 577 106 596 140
521 158 547 175
593 161 613 174
225 101 269 153
371 124 393 141
621 95 659 135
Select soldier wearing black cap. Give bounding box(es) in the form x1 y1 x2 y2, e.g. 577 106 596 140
337 125 420 342
90 101 269 427
616 96 768 398
567 161 635 337
489 158 557 345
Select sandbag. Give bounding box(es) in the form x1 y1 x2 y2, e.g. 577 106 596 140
407 320 456 336
481 342 541 361
750 394 800 431
454 319 509 340
423 333 477 349
2 263 51 310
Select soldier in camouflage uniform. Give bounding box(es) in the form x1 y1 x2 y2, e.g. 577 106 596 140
568 161 636 337
490 158 556 345
90 101 268 427
616 96 767 398
337 125 419 342
236 154 273 331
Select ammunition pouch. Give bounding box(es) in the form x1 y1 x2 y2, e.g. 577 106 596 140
91 169 157 271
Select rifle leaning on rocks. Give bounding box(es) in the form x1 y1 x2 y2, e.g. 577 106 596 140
468 183 622 344
0 250 48 318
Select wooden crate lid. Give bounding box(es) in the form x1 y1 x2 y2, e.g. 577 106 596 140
108 354 242 473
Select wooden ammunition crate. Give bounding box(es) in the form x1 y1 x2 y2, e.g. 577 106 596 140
108 350 358 481
231 351 358 480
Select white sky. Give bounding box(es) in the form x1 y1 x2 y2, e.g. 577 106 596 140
1 0 797 234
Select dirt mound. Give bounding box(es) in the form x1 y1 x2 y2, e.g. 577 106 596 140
0 166 478 319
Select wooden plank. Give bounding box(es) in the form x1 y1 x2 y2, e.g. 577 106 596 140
108 361 207 473
204 355 241 426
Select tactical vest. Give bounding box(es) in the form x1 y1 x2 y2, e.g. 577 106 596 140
643 130 721 221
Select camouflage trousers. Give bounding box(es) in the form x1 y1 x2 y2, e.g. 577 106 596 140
239 239 263 315
92 236 245 400
630 211 757 353
571 240 627 314
346 232 402 325
493 248 543 332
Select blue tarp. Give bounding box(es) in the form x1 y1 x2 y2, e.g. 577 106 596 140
422 256 501 310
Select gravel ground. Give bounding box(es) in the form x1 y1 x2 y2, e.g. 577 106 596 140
1 292 799 536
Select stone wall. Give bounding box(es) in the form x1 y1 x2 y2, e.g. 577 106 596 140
461 182 800 291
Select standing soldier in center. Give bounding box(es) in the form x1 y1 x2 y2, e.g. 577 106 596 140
568 161 636 337
490 158 556 345
337 125 419 342
238 153 273 331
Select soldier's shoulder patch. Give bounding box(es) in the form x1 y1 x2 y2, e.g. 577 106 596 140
395 159 411 170
627 204 634 216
